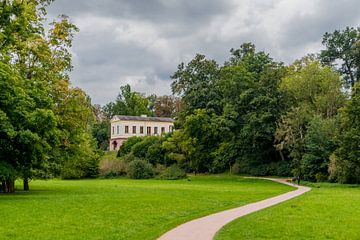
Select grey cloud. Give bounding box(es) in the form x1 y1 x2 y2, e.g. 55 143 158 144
47 0 360 105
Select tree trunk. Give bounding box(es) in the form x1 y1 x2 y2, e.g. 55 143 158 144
1 180 5 193
23 178 29 191
2 179 15 193
8 180 15 193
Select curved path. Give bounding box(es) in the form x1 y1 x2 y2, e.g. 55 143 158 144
158 178 311 240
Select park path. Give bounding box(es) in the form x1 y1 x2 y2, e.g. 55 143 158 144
158 178 311 240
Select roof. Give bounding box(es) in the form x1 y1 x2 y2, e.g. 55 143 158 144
111 115 174 123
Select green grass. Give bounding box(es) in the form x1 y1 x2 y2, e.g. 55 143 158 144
0 175 292 240
215 182 360 240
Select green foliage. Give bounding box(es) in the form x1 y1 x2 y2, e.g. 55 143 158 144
117 136 143 157
146 142 165 165
126 159 154 179
0 162 16 180
301 117 336 181
103 84 150 118
275 60 345 179
158 164 186 180
0 0 100 190
92 120 110 150
320 26 360 88
162 130 195 168
130 136 160 159
183 109 219 172
154 95 183 117
60 137 99 180
171 54 221 117
330 84 360 183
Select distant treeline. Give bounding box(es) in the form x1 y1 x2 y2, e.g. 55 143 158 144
98 27 360 184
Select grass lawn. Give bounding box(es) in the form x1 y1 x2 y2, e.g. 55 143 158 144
0 175 292 240
215 182 360 240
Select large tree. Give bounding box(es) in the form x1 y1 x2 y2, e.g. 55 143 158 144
275 60 345 180
217 43 286 173
330 83 360 183
171 54 222 117
0 0 99 190
103 84 150 119
320 26 360 88
154 95 182 118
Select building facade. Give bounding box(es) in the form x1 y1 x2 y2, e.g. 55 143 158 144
109 115 175 151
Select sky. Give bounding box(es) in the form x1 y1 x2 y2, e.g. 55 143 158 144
47 0 360 105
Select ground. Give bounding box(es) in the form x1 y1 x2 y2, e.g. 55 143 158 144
0 175 292 240
215 182 360 240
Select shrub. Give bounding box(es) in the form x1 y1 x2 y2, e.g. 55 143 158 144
315 172 328 182
146 143 165 165
127 159 154 179
246 161 291 177
61 155 100 179
117 137 143 157
154 164 166 175
121 153 139 163
158 165 186 180
99 159 127 178
131 136 160 159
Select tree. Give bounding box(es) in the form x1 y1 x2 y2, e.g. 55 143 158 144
103 84 150 118
162 130 195 168
320 27 360 88
0 61 57 191
183 109 220 172
301 117 336 181
171 54 221 117
217 44 286 173
0 1 99 190
92 120 110 150
330 83 360 183
276 60 345 179
154 95 182 117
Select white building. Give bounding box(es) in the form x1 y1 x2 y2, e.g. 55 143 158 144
109 115 175 151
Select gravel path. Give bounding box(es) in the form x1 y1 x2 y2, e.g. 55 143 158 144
158 178 311 240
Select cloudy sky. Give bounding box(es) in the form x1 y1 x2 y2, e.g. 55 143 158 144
47 0 360 105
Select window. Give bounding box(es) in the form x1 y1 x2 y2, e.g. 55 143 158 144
147 126 151 135
112 126 114 135
140 126 144 134
125 126 129 134
154 127 158 135
161 127 165 134
132 126 136 134
117 125 119 134
169 126 174 132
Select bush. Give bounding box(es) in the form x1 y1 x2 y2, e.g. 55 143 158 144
127 160 154 179
99 159 127 178
154 164 166 175
245 161 291 177
315 172 328 182
158 165 186 180
117 137 143 157
121 153 139 163
131 136 160 159
61 154 100 179
146 143 165 165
